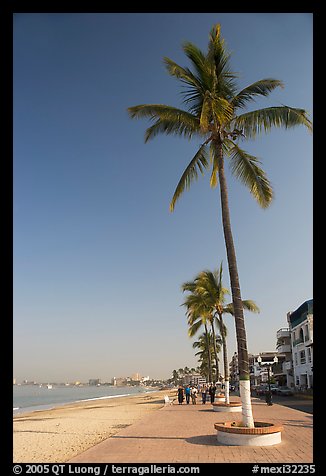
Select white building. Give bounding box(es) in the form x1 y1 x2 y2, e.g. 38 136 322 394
250 352 282 386
287 299 313 390
183 373 206 386
275 327 294 387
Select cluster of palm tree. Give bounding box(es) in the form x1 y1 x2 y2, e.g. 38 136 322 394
171 367 199 385
128 23 312 427
192 327 221 385
182 264 259 404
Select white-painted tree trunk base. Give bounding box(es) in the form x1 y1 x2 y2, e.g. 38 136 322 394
212 404 242 412
215 396 225 402
216 430 282 446
225 380 230 405
239 379 254 428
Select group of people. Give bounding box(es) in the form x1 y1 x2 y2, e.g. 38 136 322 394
177 383 219 405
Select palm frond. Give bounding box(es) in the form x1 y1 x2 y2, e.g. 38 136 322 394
221 137 237 156
163 57 206 113
241 300 260 313
182 294 210 322
211 96 234 125
194 349 205 357
188 320 204 337
163 57 202 90
231 79 284 109
181 281 197 293
170 144 210 212
144 118 199 142
222 303 234 315
223 299 260 315
207 24 238 99
228 144 273 208
127 104 200 142
233 106 313 138
182 41 212 91
199 92 212 131
180 87 204 116
207 23 229 72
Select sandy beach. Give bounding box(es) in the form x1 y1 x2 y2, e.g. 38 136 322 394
13 389 175 463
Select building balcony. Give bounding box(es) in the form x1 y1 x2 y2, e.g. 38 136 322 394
304 335 313 346
277 344 292 354
277 328 290 339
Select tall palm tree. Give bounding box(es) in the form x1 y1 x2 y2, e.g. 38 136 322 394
182 280 221 382
128 24 312 427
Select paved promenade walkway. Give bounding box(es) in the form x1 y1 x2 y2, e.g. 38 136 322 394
69 397 313 463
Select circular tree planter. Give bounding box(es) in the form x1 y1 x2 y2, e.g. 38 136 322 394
212 401 242 412
214 393 226 403
214 421 283 446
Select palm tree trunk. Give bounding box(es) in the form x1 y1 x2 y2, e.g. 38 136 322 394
204 324 213 383
218 314 230 404
216 141 254 428
210 321 220 383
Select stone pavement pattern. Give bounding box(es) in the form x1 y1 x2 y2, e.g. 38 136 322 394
69 397 313 463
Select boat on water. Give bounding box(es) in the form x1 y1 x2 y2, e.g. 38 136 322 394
46 384 53 389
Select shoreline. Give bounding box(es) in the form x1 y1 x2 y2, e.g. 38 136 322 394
13 388 157 416
13 389 175 463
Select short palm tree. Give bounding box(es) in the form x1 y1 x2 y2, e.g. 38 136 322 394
128 24 312 427
184 265 259 404
182 280 221 383
172 369 179 385
193 331 219 382
187 304 214 383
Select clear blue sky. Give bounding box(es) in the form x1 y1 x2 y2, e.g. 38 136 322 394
13 13 313 382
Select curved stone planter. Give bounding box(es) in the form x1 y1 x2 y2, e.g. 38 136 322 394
214 421 283 446
212 401 242 412
214 394 226 403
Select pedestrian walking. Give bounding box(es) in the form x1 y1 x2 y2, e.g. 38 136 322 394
191 386 198 404
185 385 191 404
201 385 208 404
209 383 217 403
177 385 184 405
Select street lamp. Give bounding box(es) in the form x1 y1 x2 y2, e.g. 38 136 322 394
257 355 278 405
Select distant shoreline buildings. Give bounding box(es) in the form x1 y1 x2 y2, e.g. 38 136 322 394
13 373 157 388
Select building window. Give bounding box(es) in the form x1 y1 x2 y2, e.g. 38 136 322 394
305 324 309 341
300 350 306 364
307 347 312 363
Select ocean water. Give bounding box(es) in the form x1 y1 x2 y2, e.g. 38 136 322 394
13 384 154 415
